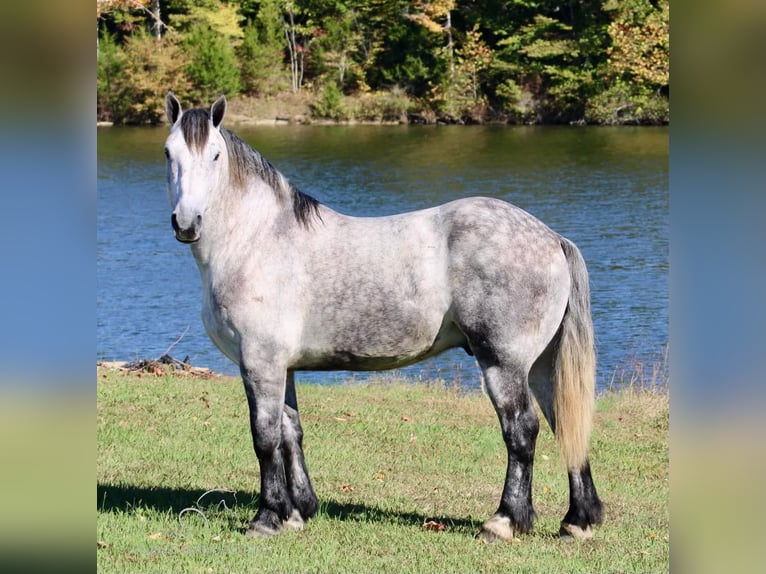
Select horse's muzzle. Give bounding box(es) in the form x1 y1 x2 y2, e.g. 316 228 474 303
171 213 201 243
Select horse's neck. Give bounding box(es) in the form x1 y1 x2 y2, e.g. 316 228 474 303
190 178 285 270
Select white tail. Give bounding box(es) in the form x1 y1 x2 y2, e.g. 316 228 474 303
553 237 596 471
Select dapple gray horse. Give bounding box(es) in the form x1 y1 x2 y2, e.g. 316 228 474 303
163 93 603 542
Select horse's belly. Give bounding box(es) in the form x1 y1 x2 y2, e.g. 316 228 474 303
294 307 466 371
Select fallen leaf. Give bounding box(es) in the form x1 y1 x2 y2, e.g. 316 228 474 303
541 454 550 461
401 416 411 422
373 471 385 481
147 532 162 540
423 520 446 532
97 540 108 549
333 417 348 423
211 535 221 542
340 484 354 492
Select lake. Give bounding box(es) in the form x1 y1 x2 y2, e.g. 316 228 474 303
97 125 668 392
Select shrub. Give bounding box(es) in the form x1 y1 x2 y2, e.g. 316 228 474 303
354 88 412 123
585 81 669 125
310 83 349 121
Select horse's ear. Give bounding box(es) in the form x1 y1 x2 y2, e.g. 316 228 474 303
165 91 182 126
211 95 227 129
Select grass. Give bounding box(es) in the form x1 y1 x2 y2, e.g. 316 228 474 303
97 367 668 573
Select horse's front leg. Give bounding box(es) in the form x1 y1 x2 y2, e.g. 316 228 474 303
240 360 293 537
281 371 319 529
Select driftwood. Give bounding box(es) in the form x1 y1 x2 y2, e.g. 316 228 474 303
97 356 214 378
98 327 214 378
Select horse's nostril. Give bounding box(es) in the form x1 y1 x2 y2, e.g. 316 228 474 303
171 213 180 232
196 214 202 225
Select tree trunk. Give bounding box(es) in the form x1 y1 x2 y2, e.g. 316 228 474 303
151 0 162 41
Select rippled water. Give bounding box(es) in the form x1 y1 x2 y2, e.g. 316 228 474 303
97 125 668 391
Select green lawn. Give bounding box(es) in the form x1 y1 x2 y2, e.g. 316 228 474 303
97 368 668 573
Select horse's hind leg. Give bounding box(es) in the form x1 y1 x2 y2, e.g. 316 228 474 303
478 355 540 542
281 371 319 529
528 345 603 540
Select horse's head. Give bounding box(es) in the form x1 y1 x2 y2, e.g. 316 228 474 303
163 92 228 243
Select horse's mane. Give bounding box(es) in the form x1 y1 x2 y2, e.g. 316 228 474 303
180 109 322 228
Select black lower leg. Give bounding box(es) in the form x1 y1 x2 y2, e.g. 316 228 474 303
282 408 318 519
282 373 318 520
497 402 540 533
241 365 294 534
563 458 603 529
250 445 294 532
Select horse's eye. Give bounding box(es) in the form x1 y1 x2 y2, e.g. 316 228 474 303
213 152 220 162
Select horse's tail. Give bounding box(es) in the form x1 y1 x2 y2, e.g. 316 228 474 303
553 237 596 471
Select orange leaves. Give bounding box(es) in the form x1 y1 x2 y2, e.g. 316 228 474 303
423 520 447 532
333 411 357 423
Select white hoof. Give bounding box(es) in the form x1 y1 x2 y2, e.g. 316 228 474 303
284 509 305 531
245 523 280 538
559 522 594 541
480 514 514 543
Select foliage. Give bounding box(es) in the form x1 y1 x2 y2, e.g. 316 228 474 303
238 16 289 96
96 0 669 125
353 86 412 122
104 29 191 124
585 80 668 125
185 22 242 104
310 82 349 120
604 0 669 88
97 30 127 122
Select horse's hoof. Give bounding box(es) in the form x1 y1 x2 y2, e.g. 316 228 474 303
559 522 594 541
480 514 514 543
284 509 305 531
245 523 280 538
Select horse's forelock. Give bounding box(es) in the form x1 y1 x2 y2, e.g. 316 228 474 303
180 109 210 153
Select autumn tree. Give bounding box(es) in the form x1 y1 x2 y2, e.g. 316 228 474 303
585 0 669 124
605 0 668 89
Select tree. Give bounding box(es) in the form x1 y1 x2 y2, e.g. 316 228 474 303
97 0 165 41
97 29 127 121
407 1 456 78
116 29 192 123
239 1 290 95
283 1 315 93
185 23 242 103
604 0 668 89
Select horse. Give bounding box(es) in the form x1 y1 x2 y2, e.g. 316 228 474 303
162 92 603 542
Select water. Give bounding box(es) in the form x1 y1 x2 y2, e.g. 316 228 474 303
97 125 668 391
